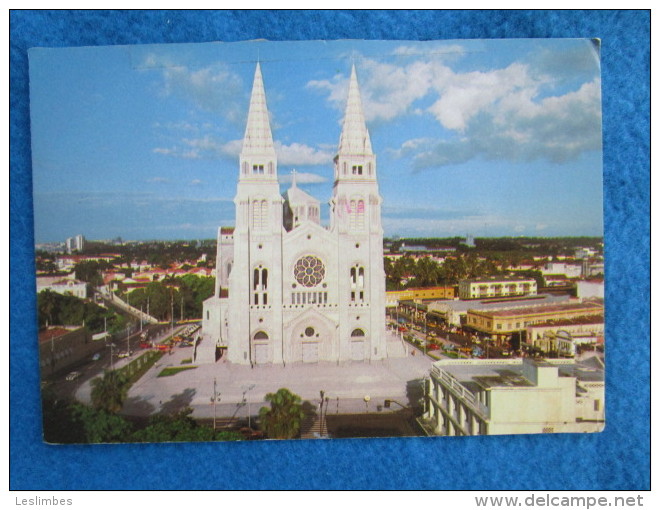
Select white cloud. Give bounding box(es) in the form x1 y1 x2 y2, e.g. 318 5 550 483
275 142 333 166
153 147 176 156
159 62 246 122
311 51 601 168
146 177 169 183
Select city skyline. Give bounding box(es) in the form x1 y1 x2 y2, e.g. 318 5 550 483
30 39 603 243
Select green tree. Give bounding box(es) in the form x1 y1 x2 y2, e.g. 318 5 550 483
74 260 109 286
258 388 306 439
71 403 133 443
38 290 59 326
131 408 243 443
90 370 130 414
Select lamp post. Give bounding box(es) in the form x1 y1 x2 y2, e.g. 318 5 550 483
364 395 371 414
319 390 325 437
212 377 221 430
242 384 256 429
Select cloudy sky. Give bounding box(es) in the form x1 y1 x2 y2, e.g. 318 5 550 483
29 39 603 243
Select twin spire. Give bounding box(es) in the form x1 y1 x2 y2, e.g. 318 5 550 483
241 62 277 159
240 63 373 164
337 65 373 156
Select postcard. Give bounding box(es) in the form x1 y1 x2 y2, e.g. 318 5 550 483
30 38 604 443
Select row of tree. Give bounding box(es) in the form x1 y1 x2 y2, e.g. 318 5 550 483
38 290 128 334
387 236 603 257
384 253 548 290
385 254 500 290
118 275 215 321
82 240 216 270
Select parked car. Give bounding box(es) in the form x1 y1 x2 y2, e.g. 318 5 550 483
65 371 81 381
118 351 132 358
92 353 101 361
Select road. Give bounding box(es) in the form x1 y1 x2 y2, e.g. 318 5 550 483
44 322 189 401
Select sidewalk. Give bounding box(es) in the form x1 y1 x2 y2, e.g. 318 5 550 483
121 345 434 419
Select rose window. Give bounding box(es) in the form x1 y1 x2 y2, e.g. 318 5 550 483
294 256 325 287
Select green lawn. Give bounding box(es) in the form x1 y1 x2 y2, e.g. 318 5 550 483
157 366 197 377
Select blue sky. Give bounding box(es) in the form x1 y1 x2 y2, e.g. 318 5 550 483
29 39 603 243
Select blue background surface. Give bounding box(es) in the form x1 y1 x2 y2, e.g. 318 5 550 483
10 10 650 490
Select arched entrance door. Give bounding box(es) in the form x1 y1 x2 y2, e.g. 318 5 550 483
350 328 366 361
301 326 320 363
252 331 271 365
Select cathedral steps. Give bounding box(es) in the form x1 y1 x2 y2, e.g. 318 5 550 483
300 414 322 439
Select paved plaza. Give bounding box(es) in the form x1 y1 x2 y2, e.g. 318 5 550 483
76 337 435 421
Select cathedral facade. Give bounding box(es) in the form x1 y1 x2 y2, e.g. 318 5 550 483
202 63 387 365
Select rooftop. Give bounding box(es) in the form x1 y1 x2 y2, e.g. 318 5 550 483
38 326 80 343
429 294 571 314
434 357 604 391
462 276 536 284
470 302 603 318
529 314 605 328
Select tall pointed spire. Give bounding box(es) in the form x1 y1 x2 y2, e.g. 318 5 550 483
337 65 373 156
241 62 276 158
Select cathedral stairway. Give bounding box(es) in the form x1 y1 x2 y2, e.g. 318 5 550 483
300 414 322 439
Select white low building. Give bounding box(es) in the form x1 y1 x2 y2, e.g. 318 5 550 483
576 280 605 299
541 262 582 279
423 357 604 436
458 277 537 300
36 275 87 299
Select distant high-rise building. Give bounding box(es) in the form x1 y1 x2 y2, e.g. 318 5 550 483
65 234 85 254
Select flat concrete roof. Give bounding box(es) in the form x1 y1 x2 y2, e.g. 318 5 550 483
472 302 603 319
434 357 604 391
428 294 570 314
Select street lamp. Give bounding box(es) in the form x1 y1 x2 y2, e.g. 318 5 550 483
364 395 371 414
242 384 256 429
212 377 221 430
319 390 325 437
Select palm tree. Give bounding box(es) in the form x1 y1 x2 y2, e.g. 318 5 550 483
258 388 306 439
90 370 130 414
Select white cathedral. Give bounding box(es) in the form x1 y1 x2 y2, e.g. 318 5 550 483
201 63 394 366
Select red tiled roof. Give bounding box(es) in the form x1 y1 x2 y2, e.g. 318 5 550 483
38 327 77 343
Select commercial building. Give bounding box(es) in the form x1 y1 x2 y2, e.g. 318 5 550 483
525 315 604 346
385 286 455 308
465 301 604 344
426 294 570 328
422 357 605 436
458 277 537 300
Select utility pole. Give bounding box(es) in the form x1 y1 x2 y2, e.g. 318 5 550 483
181 296 184 322
213 377 218 430
170 291 174 340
